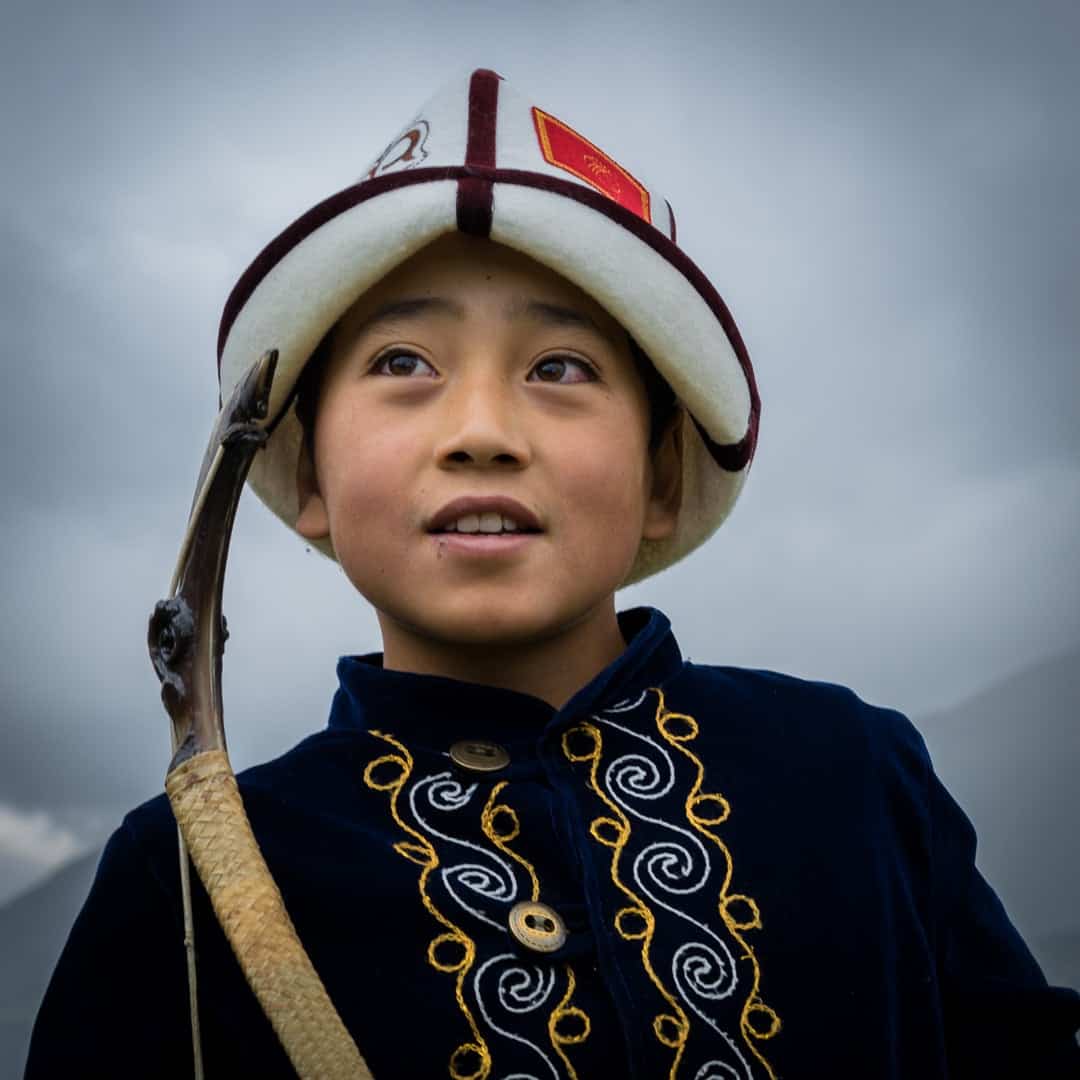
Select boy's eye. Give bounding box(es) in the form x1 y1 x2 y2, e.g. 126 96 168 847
370 350 437 377
528 355 597 384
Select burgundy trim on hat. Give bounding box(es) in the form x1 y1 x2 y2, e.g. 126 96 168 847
464 70 500 167
218 166 758 471
457 69 500 237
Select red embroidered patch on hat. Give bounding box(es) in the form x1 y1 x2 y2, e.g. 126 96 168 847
531 107 651 224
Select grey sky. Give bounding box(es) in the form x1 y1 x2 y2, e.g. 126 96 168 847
1 0 1078 903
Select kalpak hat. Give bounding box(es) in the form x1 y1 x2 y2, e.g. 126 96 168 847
217 69 760 584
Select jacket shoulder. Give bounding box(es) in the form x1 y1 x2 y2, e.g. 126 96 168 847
665 661 932 780
668 660 925 736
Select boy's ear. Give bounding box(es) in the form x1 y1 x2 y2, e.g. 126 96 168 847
642 408 684 542
294 440 330 540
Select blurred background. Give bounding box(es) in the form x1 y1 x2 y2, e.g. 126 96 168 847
2 0 1077 1073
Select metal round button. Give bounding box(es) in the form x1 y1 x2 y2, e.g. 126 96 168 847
508 901 567 953
449 739 510 774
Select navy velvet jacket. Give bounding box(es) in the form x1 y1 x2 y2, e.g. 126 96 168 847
26 608 1080 1078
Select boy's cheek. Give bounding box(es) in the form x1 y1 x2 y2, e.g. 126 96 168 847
316 428 416 502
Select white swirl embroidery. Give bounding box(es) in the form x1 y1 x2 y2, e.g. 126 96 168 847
673 941 736 1003
409 772 519 930
473 953 561 1080
673 945 754 1078
594 706 754 1074
694 1059 746 1080
606 690 649 713
596 719 731 944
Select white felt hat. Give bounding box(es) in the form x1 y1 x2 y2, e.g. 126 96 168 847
217 69 759 585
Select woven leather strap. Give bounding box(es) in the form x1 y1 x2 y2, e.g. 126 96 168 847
166 750 373 1079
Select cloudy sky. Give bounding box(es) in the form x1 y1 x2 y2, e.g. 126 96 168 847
1 0 1077 904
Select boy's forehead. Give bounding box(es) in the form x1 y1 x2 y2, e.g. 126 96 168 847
335 234 627 344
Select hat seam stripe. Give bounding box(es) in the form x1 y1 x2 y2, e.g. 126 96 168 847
456 69 499 236
464 69 499 168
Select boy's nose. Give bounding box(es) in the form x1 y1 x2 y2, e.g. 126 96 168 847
433 381 531 469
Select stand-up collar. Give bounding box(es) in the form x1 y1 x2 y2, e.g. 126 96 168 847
329 607 682 749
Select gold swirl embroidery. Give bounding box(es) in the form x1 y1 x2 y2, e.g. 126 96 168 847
364 731 491 1080
481 782 591 1078
480 781 540 903
562 722 690 1079
653 690 782 1076
549 963 591 1079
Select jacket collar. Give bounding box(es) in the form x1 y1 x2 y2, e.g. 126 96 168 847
329 607 682 749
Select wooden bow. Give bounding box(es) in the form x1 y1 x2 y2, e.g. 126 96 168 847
148 350 372 1079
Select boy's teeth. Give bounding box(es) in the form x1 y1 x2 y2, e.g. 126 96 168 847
447 513 523 534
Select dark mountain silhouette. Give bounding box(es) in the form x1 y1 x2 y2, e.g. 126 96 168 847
916 645 1080 983
1033 928 1080 992
0 849 98 1078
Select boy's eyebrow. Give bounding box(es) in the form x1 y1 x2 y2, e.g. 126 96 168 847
353 296 604 337
503 297 604 335
353 297 466 335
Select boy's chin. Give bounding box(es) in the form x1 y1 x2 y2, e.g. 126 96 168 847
374 594 616 653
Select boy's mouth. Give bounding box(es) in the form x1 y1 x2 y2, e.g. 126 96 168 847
437 512 536 535
427 497 543 536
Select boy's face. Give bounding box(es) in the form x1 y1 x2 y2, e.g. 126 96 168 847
295 233 680 655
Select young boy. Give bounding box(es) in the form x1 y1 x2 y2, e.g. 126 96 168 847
26 70 1080 1079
